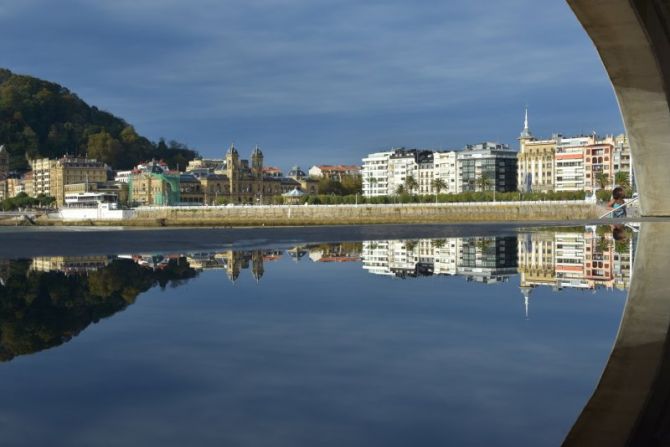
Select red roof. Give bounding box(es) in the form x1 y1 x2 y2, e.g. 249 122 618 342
315 165 361 172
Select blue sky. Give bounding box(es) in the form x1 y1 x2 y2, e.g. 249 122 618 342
0 0 623 170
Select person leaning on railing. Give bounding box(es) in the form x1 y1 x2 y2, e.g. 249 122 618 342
608 186 627 218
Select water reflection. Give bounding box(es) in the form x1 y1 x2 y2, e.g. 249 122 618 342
0 225 634 446
0 226 636 364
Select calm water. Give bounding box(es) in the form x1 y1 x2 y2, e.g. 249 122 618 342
0 226 635 446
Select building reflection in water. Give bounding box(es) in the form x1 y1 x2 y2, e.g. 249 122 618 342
0 226 635 362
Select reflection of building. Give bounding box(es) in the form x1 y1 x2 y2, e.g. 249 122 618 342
307 243 362 262
517 232 556 290
458 236 518 283
0 259 10 286
184 249 282 283
361 236 518 282
517 228 634 292
30 256 112 274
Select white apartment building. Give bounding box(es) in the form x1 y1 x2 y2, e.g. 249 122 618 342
362 151 393 197
362 149 460 197
416 152 435 195
433 151 458 194
554 136 593 192
554 232 589 289
387 150 420 195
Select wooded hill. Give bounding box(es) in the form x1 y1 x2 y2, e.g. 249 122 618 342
0 68 199 171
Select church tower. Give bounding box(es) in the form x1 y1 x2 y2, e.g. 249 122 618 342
226 144 239 199
0 145 9 178
251 250 264 283
251 145 264 178
518 107 534 151
517 108 536 192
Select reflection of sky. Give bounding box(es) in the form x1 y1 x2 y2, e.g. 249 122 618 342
0 254 625 446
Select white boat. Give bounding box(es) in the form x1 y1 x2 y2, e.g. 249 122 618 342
55 192 134 221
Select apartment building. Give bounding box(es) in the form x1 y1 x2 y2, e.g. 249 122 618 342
362 151 394 197
433 151 458 194
457 142 518 193
554 136 593 192
584 142 615 192
30 156 109 206
308 165 361 181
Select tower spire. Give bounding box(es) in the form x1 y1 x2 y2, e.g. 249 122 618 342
524 107 529 132
519 106 533 140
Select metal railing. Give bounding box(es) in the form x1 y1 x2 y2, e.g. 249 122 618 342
598 197 639 219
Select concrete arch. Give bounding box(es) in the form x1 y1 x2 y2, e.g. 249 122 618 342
567 0 670 216
561 2 670 444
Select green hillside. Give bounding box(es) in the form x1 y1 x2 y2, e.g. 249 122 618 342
0 68 198 171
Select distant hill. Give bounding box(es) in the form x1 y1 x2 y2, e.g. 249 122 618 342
0 68 198 171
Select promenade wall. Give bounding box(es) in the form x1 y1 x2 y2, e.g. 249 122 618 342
40 200 598 226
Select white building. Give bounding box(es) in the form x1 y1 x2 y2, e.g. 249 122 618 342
433 151 459 194
362 151 393 197
387 150 420 195
554 136 593 192
114 170 132 183
362 148 459 197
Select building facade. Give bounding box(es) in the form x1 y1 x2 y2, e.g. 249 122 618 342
457 143 518 193
308 165 361 182
554 136 593 192
362 151 394 197
29 156 109 206
517 112 556 192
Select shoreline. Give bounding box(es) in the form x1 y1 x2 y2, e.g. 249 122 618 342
1 201 601 228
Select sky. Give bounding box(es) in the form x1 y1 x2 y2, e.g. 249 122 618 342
0 0 624 170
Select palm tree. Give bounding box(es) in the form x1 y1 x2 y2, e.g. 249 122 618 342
476 172 492 191
404 240 418 252
395 184 405 195
596 172 610 190
431 178 447 203
404 175 418 195
615 171 630 189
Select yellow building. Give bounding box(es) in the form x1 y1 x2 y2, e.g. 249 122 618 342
517 232 556 289
517 110 556 192
30 156 109 206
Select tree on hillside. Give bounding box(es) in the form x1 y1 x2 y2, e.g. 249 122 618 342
0 68 199 170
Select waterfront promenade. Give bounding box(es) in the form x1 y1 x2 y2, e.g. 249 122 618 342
0 200 598 227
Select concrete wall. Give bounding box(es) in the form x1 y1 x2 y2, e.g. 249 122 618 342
119 201 597 226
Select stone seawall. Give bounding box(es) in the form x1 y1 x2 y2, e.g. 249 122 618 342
41 201 598 226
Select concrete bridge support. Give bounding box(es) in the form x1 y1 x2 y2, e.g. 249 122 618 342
563 223 670 445
567 0 670 216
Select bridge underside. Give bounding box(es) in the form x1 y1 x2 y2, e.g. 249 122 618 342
568 0 670 216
